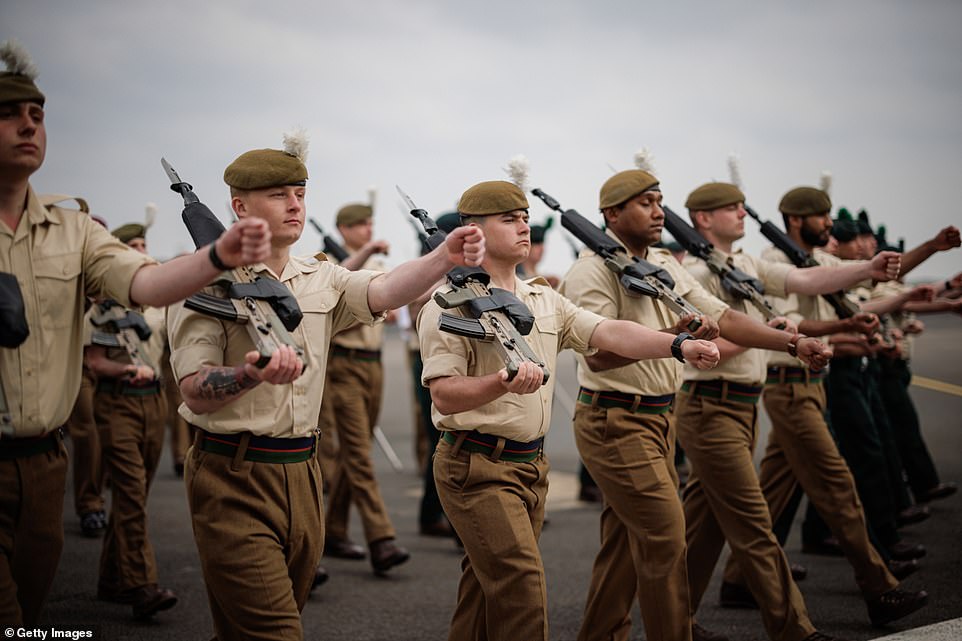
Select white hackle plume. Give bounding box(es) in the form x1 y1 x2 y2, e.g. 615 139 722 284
727 153 743 189
633 148 657 176
503 154 530 193
144 202 157 230
819 170 832 196
0 39 39 79
367 185 377 209
282 127 309 163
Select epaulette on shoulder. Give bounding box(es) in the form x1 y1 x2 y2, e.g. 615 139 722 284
648 246 671 257
39 193 90 213
525 276 551 288
312 251 329 263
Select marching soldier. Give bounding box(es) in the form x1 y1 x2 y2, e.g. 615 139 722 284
85 222 177 619
420 179 720 641
677 183 927 629
0 40 271 626
322 201 412 572
167 139 485 640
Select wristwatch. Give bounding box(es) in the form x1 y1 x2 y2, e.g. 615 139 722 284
671 332 693 363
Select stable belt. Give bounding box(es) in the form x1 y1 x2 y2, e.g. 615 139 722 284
0 428 63 460
681 380 764 405
766 366 826 385
331 345 381 362
96 378 162 397
442 430 543 463
197 429 316 464
577 387 674 414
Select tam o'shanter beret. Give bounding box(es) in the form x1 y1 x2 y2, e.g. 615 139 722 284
458 181 529 216
529 216 554 244
436 212 461 233
112 223 147 244
224 129 310 190
831 207 858 243
0 40 45 106
685 182 745 211
599 170 660 210
336 203 373 227
856 209 873 235
778 187 832 217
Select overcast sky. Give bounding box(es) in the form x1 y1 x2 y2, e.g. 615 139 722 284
5 0 961 280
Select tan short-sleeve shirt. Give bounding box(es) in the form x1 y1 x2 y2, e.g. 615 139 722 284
682 250 792 384
418 276 604 442
0 187 155 436
167 255 383 438
558 239 729 396
332 254 387 350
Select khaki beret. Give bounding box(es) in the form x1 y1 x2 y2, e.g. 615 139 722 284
599 170 660 210
112 223 147 244
0 72 44 106
458 181 529 216
778 187 832 217
685 182 745 211
336 203 373 227
223 149 308 190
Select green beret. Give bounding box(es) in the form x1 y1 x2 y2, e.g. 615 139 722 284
529 216 554 244
778 187 832 217
599 170 660 210
831 209 858 243
436 212 461 233
856 209 873 235
685 182 745 211
0 71 44 106
458 181 529 216
223 149 308 190
112 223 147 244
336 203 373 227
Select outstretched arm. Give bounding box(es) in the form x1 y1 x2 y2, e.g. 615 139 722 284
899 226 961 277
366 226 484 313
130 218 271 307
785 251 900 294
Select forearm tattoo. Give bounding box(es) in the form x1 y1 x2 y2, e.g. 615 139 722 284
193 367 259 401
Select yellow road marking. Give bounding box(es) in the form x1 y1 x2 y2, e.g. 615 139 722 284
911 375 962 397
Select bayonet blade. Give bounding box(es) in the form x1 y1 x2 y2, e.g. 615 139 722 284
396 185 439 235
395 184 418 213
161 157 182 185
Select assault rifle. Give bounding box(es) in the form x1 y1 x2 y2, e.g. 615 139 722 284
89 300 160 377
743 204 861 319
397 186 549 383
161 158 308 369
661 205 779 322
0 272 29 435
531 189 703 332
307 218 350 262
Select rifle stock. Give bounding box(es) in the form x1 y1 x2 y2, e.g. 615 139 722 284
161 158 308 369
531 189 703 332
90 301 160 378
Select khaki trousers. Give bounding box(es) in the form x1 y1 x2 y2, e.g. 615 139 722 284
95 387 166 594
675 388 815 641
324 355 394 543
316 379 338 489
65 367 105 515
0 438 67 626
434 437 550 641
186 438 324 641
573 403 691 641
722 381 897 598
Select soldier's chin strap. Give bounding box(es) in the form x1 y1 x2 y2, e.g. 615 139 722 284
226 279 303 332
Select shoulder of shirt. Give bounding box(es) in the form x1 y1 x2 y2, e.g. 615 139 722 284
39 193 91 214
648 246 671 260
523 275 551 288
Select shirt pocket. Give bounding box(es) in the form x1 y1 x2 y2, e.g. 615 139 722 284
33 251 82 329
295 288 341 356
533 312 561 351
